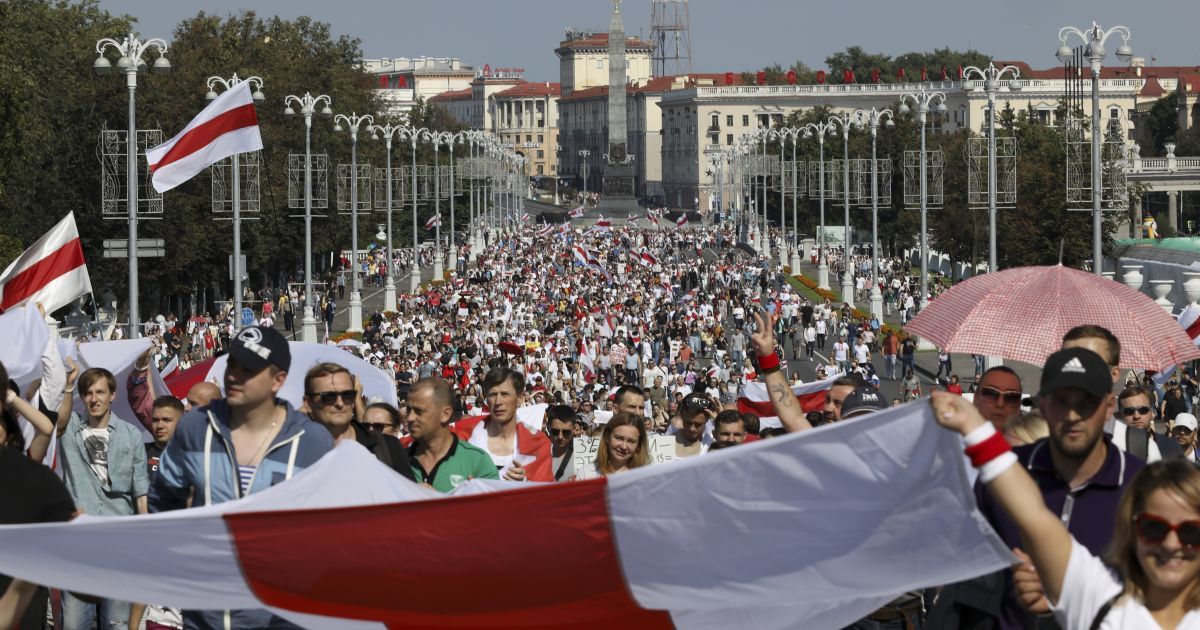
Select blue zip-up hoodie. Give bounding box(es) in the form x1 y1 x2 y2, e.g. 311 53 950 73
150 398 334 629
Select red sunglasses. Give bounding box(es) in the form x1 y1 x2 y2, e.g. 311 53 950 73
1134 513 1200 548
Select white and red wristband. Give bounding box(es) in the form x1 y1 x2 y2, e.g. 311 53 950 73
963 423 1017 483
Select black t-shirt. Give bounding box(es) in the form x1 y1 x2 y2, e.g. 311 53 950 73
146 442 165 479
0 446 75 628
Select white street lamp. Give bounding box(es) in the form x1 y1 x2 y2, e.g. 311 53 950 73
283 92 333 343
801 120 841 290
333 112 374 332
367 121 404 311
962 62 1021 274
1058 21 1133 275
862 108 895 320
95 33 170 338
899 87 948 311
207 74 264 326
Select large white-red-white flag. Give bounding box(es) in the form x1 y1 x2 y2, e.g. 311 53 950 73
0 213 92 313
0 405 1013 629
738 377 835 429
425 215 442 230
147 81 262 193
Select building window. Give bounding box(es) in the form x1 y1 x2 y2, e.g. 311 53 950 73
538 134 544 142
742 115 749 126
709 134 719 146
537 165 544 175
711 114 719 128
727 134 734 145
526 134 532 142
537 150 544 158
726 115 734 127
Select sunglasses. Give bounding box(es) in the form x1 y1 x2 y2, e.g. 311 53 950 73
1121 406 1153 417
548 428 573 437
1174 427 1195 436
978 387 1022 406
309 390 356 406
1135 513 1200 548
362 422 395 432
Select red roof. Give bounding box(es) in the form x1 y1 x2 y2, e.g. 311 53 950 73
556 33 652 52
495 82 562 98
429 87 472 102
995 60 1200 81
1179 74 1200 94
1140 76 1166 98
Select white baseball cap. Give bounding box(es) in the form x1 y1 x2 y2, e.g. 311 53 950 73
1176 413 1199 432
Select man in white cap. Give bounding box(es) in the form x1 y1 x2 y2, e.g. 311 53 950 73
1172 412 1200 464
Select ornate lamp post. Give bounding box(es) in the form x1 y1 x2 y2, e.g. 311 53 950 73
94 33 171 338
402 126 429 294
578 149 591 201
899 87 948 311
283 92 332 342
962 62 1021 274
206 74 264 325
368 121 403 311
333 112 374 332
831 111 864 307
801 120 841 291
861 108 895 320
1057 22 1133 275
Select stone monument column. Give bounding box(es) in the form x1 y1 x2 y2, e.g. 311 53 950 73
585 0 639 223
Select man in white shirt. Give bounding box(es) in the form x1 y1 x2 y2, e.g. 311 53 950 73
833 335 850 374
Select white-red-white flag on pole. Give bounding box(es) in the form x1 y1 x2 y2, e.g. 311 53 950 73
425 215 442 230
146 81 262 193
0 213 92 314
676 214 689 227
569 206 586 219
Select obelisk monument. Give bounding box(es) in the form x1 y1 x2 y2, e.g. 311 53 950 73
588 0 638 221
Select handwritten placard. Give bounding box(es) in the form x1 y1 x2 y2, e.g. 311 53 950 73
572 435 677 473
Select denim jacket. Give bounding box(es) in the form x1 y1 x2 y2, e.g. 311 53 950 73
59 412 148 516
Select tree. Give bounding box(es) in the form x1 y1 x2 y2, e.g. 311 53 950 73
1143 93 1179 156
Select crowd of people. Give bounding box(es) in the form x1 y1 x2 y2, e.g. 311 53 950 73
3 221 1200 629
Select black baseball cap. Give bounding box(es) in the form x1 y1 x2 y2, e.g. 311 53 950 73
841 385 886 419
1038 347 1112 399
229 326 291 373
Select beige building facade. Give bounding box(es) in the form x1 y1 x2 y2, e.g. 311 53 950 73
555 30 653 96
659 71 1154 210
490 81 562 177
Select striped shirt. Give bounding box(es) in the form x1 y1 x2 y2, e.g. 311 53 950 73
237 465 255 495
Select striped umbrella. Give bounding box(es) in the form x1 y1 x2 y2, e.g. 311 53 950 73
905 265 1200 370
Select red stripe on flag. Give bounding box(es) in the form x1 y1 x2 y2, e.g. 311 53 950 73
225 479 672 628
737 391 828 417
1186 318 1200 341
149 104 259 172
0 238 85 312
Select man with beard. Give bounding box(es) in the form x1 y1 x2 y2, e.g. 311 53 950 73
973 347 1143 629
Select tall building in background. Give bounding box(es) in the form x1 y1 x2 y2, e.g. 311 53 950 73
651 0 692 77
365 57 475 115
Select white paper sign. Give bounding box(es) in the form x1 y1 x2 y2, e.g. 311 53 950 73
572 434 677 473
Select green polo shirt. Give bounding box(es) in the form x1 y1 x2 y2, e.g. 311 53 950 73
409 436 498 493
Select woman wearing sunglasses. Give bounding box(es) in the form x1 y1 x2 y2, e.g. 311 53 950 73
933 389 1200 628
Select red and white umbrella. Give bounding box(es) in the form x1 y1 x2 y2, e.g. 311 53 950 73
906 265 1200 370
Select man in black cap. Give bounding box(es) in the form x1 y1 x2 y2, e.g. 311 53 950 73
150 325 334 629
839 384 886 420
948 347 1144 629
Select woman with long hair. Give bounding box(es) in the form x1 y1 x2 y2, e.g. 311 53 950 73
933 390 1200 628
575 412 650 480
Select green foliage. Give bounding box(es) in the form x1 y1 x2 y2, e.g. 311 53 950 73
0 2 477 315
1144 93 1179 156
742 47 990 86
0 234 25 271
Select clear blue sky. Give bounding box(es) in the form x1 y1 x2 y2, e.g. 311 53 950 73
99 0 1200 81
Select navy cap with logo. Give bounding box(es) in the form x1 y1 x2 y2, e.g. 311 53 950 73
229 325 291 373
841 384 886 419
1038 347 1112 399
